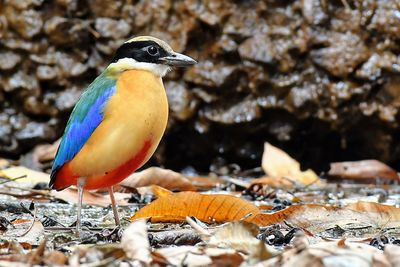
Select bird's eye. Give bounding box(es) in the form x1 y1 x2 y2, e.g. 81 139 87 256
147 46 159 56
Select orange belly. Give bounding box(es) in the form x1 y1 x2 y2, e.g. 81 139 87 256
52 140 152 190
52 69 168 190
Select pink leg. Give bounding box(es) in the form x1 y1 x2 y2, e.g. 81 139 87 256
108 186 121 226
76 177 86 235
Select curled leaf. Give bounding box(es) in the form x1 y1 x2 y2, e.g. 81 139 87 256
328 160 399 182
206 222 273 263
121 167 197 191
262 143 320 186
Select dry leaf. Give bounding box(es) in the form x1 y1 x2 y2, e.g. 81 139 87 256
347 201 400 226
44 251 68 266
384 244 400 267
19 221 45 244
259 241 390 267
206 248 244 267
186 175 224 190
0 159 10 169
131 192 261 223
261 143 319 185
136 185 173 198
155 246 212 266
0 166 49 184
121 219 151 264
121 167 197 191
52 188 129 207
33 140 60 163
206 222 272 264
328 160 399 182
253 202 400 233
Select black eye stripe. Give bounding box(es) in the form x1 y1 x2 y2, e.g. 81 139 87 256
112 40 169 63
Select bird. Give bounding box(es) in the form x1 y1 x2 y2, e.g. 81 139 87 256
49 36 196 234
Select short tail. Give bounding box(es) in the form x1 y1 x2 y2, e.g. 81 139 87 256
49 164 76 191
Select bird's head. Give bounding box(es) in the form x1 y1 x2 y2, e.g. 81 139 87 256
108 36 197 77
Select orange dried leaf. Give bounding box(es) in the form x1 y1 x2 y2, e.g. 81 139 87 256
136 185 173 198
152 185 173 198
121 167 197 191
131 192 261 223
251 205 315 226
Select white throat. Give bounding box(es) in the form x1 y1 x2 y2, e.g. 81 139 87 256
108 58 171 77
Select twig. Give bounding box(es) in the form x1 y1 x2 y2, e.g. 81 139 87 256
15 205 38 237
240 212 254 221
88 26 101 39
341 0 351 11
186 216 211 236
0 175 27 185
46 226 118 231
220 176 250 188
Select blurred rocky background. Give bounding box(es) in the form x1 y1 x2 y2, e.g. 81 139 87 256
0 0 400 174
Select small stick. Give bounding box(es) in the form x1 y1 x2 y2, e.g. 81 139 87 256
341 0 351 10
185 216 211 236
15 205 38 237
0 175 27 185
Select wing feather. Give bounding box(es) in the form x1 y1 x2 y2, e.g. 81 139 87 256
49 73 116 188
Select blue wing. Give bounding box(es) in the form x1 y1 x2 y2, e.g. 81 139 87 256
49 73 116 188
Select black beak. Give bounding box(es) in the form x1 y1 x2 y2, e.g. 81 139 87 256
159 52 197 67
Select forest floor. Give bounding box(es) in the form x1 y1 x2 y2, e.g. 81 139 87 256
1 143 400 266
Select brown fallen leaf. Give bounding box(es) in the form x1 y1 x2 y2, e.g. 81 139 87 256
154 246 212 266
185 175 224 190
347 201 400 223
150 228 202 247
27 239 46 265
262 143 320 186
260 240 390 267
154 246 243 266
33 140 60 163
253 202 400 232
328 160 399 182
207 249 244 267
44 251 68 266
131 192 261 223
121 167 197 191
384 244 400 267
52 188 129 207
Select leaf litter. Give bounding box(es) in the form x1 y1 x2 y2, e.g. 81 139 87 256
1 143 400 266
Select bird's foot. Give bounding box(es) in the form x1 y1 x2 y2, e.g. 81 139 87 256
72 221 93 238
